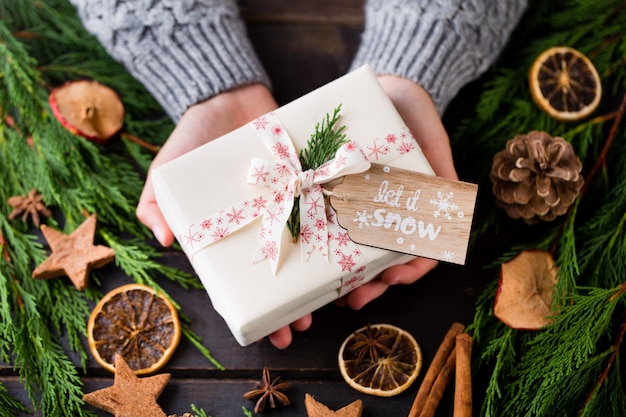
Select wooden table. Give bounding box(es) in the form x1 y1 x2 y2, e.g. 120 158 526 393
3 247 495 416
1 1 502 415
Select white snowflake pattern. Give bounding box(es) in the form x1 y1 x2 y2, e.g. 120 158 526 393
352 210 372 228
429 191 459 220
442 250 455 262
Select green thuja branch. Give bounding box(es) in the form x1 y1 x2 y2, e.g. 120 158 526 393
0 0 223 414
0 382 30 416
451 0 626 415
286 104 347 241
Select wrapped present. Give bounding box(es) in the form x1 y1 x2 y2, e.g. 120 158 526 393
152 65 434 346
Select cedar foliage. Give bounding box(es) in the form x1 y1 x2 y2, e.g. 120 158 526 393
0 1 221 416
446 0 626 415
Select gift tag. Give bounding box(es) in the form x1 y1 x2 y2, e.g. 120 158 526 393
329 163 478 265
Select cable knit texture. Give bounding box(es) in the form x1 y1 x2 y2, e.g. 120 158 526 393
351 0 528 114
71 0 528 120
69 0 270 121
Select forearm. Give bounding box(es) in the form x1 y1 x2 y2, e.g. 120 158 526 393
69 0 270 121
352 0 528 114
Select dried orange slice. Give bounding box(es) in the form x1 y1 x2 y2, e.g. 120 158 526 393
529 46 602 122
87 283 181 375
338 323 422 397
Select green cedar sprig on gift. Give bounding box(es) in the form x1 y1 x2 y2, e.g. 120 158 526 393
286 104 347 241
446 0 626 415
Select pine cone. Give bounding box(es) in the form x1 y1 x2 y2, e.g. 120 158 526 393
490 130 583 224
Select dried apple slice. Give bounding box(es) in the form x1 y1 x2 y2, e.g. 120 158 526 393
49 79 124 144
494 249 558 330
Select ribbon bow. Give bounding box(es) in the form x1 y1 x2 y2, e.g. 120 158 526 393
247 112 371 273
179 110 417 295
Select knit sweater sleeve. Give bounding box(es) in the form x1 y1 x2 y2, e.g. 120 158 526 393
351 0 528 114
69 0 270 122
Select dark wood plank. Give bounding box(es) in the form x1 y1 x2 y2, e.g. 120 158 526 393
242 0 365 104
2 247 493 416
238 0 365 24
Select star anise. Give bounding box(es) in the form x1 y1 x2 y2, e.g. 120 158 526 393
348 323 395 362
7 188 52 226
243 367 290 413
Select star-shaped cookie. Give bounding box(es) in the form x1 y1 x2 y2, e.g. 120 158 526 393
31 214 115 290
305 393 362 417
83 355 171 417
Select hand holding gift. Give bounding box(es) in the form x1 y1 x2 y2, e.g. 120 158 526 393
141 69 461 348
341 75 459 312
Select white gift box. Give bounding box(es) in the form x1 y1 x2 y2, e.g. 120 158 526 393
152 65 434 346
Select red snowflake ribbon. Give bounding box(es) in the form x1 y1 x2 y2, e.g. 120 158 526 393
179 111 416 295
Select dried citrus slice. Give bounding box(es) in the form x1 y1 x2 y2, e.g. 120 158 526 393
338 323 422 397
87 283 181 375
529 46 602 122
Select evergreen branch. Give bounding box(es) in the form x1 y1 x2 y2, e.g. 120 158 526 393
0 382 30 416
286 104 347 241
181 327 225 371
577 304 626 416
190 403 211 417
580 92 626 197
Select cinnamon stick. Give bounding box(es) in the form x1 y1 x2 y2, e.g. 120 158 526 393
408 322 466 417
418 346 456 417
454 333 473 417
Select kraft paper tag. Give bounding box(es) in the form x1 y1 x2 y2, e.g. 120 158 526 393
329 163 478 265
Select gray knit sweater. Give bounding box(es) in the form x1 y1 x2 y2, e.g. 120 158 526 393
70 0 527 121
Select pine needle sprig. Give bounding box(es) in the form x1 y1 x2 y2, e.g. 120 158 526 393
1 0 223 414
299 104 347 171
287 104 347 240
0 382 30 416
449 0 626 415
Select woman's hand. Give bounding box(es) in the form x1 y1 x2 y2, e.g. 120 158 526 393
340 75 459 310
135 83 313 349
136 83 278 246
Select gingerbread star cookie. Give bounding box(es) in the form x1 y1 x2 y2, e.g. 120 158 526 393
83 355 171 417
304 394 362 417
32 214 115 290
